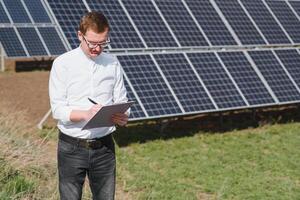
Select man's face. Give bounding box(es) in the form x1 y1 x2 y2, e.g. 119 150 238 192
78 28 109 58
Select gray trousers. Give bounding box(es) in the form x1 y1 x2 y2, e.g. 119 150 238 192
57 133 115 200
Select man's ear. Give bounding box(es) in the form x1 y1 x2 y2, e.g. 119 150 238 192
78 31 83 42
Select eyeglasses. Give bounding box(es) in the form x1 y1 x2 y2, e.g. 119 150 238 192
82 35 110 49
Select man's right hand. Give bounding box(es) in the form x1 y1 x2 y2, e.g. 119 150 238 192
70 104 102 122
85 104 102 120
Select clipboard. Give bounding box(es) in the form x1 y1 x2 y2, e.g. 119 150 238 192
82 101 134 130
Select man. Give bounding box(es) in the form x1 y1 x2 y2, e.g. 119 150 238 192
49 11 129 200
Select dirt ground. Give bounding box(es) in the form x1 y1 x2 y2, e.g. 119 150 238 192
0 71 55 127
0 70 132 199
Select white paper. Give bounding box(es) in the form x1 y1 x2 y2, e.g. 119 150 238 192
82 101 134 130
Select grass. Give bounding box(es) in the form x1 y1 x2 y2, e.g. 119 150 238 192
1 104 300 199
116 123 300 199
0 158 35 199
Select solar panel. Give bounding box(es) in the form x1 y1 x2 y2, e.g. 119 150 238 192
214 0 266 45
117 54 182 117
124 79 147 119
86 0 145 49
154 0 209 47
153 53 215 112
17 27 48 56
241 0 291 45
248 50 300 103
187 52 246 109
275 49 300 89
23 0 51 23
289 0 300 18
38 27 66 55
0 28 26 57
3 0 31 23
218 51 275 105
2 1 300 121
184 0 237 46
122 0 178 48
0 3 10 23
47 0 88 49
266 0 300 44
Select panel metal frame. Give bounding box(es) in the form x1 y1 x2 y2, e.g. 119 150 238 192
214 51 250 106
246 47 300 104
259 0 294 44
183 53 218 109
209 0 242 46
264 0 300 46
118 0 148 49
237 0 270 45
150 0 182 47
123 71 149 119
182 0 240 48
42 0 72 51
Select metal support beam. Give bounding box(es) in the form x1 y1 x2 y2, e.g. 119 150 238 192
0 42 5 72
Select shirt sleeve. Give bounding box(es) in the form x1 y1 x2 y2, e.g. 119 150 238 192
113 60 130 116
49 58 73 123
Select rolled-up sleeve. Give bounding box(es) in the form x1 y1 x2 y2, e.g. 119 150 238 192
49 59 72 123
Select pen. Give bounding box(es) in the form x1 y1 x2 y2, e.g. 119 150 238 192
88 97 98 105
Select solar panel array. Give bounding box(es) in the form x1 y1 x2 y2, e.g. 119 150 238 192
0 0 68 57
1 0 300 121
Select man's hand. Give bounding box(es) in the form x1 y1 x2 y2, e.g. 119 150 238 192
85 104 102 120
112 113 128 126
70 104 102 122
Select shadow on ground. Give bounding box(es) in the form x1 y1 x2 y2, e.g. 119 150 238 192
114 104 300 147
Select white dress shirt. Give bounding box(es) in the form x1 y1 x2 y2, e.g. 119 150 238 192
49 47 128 139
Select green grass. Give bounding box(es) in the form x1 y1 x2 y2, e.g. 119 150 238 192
0 158 35 199
1 106 300 199
116 123 300 200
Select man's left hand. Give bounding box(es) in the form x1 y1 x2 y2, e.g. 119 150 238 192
112 113 128 126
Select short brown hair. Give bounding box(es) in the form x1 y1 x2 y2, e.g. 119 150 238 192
79 11 110 34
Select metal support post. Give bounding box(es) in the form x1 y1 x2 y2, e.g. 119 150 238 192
0 42 5 72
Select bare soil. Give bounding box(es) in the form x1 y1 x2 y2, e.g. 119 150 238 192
0 71 54 127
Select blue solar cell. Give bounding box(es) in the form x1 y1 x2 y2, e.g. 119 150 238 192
154 0 209 47
215 0 266 45
275 49 300 89
17 27 47 56
38 27 66 55
241 0 291 45
47 0 88 49
23 0 51 23
185 0 237 46
86 0 145 49
248 50 300 102
122 0 178 48
0 3 10 23
0 28 26 57
153 53 215 112
289 0 300 17
3 0 31 23
124 79 146 119
218 51 274 105
266 0 300 43
117 54 182 116
187 52 246 109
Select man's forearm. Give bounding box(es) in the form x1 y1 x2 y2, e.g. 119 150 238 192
70 110 88 122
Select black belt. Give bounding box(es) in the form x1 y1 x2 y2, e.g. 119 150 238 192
59 131 111 149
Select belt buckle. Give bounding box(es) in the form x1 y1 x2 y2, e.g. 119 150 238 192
86 139 96 149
